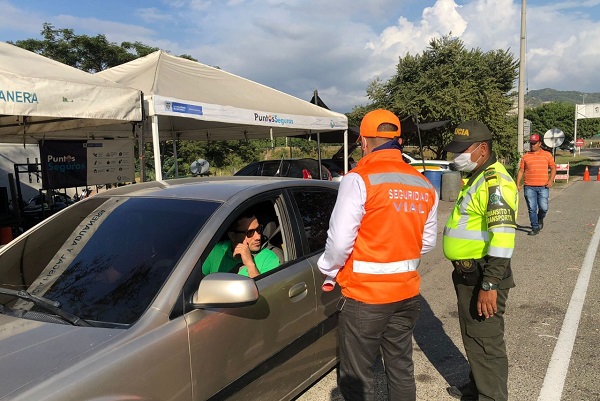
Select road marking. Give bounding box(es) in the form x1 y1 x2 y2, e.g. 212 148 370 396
537 215 600 401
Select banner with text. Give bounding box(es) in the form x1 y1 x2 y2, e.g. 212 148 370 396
40 139 135 189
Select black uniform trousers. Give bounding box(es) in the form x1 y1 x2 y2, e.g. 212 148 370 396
338 295 420 401
453 272 509 401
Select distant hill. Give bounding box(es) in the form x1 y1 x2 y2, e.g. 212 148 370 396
525 88 600 107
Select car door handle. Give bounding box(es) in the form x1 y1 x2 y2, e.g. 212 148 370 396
288 282 308 300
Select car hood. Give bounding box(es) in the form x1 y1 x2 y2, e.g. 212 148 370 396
0 315 123 398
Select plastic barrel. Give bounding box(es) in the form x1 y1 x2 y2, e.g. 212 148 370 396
423 170 443 199
441 171 463 202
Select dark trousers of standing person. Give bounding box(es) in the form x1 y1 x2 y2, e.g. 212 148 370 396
524 185 549 231
338 295 420 401
453 272 510 401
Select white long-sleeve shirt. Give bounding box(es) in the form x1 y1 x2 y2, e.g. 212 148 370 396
317 172 439 286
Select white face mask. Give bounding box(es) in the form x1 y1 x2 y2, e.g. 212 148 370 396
453 143 482 172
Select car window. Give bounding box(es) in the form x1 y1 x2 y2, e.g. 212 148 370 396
0 197 219 326
291 189 338 254
261 161 289 177
235 162 259 176
201 199 285 280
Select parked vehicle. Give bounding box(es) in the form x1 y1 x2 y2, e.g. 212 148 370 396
0 177 341 401
402 153 456 172
321 159 356 181
559 142 575 153
234 158 333 180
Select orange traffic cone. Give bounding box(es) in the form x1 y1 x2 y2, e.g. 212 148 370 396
584 166 590 181
597 167 600 181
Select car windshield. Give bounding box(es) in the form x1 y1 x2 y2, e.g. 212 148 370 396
0 197 219 326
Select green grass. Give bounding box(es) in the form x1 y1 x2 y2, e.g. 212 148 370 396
554 154 593 176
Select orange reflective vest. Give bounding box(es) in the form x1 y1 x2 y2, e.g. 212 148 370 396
336 149 437 304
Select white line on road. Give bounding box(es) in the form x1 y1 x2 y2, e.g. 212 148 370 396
537 215 600 401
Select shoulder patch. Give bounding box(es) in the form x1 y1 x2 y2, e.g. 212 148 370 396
484 168 498 181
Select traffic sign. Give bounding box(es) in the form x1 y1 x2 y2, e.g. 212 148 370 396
543 128 565 148
576 138 585 147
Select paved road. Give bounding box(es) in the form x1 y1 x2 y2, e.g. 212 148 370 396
297 152 600 401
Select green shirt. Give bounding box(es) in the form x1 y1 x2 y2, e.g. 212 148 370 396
202 240 280 277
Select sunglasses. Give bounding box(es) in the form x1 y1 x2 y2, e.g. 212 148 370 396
232 224 263 238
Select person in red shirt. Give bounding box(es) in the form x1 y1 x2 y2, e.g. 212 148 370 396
515 134 557 236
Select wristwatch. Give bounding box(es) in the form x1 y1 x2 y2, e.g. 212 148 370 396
481 281 499 291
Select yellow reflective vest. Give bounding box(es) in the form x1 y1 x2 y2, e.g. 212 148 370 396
443 160 518 262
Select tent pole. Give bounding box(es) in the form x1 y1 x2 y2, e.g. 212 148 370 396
138 122 146 182
414 115 427 171
152 115 163 181
173 135 179 178
317 132 323 179
313 90 323 179
344 129 349 173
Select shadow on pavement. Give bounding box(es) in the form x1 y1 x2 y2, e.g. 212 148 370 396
414 295 470 387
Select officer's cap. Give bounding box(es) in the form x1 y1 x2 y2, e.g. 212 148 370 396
444 120 493 153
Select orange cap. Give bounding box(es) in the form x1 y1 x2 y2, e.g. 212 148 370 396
360 109 401 139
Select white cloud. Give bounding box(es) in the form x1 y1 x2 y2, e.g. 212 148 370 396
52 15 157 45
189 0 212 11
136 8 175 23
0 0 50 39
362 0 468 84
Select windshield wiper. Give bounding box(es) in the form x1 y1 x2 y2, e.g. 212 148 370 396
0 287 92 327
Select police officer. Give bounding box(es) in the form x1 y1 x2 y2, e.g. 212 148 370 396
443 120 517 401
318 109 438 401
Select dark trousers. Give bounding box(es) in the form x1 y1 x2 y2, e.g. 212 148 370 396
338 295 420 401
453 272 509 401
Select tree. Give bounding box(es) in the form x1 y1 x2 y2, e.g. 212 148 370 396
525 102 600 142
363 36 519 159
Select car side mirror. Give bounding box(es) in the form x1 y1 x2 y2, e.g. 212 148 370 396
192 273 259 308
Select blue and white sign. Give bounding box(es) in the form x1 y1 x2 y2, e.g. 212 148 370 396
165 101 203 116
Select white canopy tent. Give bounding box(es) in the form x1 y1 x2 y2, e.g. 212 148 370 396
0 41 143 143
95 51 348 180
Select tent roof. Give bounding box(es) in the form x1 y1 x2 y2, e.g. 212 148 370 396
96 51 348 141
0 41 143 143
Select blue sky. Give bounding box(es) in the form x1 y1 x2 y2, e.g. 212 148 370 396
2 0 600 112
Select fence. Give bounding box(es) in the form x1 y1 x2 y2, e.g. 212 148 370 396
554 163 569 182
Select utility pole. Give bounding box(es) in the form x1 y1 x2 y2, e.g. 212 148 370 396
517 0 527 156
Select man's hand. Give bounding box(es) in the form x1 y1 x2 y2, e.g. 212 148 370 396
516 185 522 192
546 180 554 188
321 273 335 291
477 289 498 318
233 242 260 278
233 242 253 265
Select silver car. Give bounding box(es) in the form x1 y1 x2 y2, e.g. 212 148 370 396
0 177 341 401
